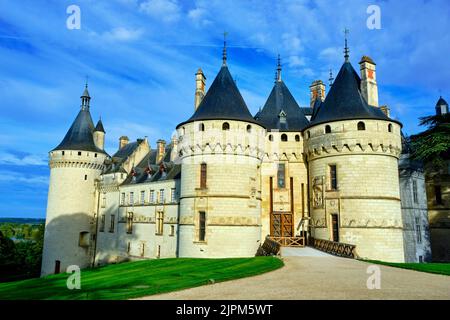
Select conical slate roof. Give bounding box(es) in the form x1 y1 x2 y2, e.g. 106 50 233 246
309 61 401 127
177 65 261 127
255 80 309 131
436 96 448 107
95 119 105 133
53 108 105 153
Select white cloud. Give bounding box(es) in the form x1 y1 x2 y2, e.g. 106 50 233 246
0 170 48 185
282 33 303 54
0 153 47 166
139 0 181 23
288 55 306 68
102 27 144 42
187 7 212 27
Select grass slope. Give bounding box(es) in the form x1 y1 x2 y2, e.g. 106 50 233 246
362 260 450 276
0 257 283 300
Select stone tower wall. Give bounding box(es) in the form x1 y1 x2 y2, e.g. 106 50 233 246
41 149 106 275
305 119 406 262
177 119 265 257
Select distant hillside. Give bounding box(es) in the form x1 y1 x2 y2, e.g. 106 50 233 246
0 218 45 224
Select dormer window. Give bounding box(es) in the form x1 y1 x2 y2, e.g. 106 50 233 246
278 110 287 125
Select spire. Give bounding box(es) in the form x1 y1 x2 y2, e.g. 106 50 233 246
344 28 350 62
222 31 228 66
329 69 334 87
81 83 90 110
276 54 282 82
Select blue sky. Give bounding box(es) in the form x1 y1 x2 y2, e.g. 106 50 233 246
0 0 449 218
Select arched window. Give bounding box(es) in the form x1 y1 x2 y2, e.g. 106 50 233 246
269 134 273 141
246 124 252 133
281 134 288 142
357 121 366 131
388 123 393 133
199 123 205 131
222 122 230 131
295 134 300 142
325 125 331 134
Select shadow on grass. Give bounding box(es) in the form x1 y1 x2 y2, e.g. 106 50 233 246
0 257 284 300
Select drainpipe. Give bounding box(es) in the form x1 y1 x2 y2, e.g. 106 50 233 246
92 179 101 268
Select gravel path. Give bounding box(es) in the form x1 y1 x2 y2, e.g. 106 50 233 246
137 250 450 300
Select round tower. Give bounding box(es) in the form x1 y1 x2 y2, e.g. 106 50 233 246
176 47 266 258
305 57 405 262
41 85 108 276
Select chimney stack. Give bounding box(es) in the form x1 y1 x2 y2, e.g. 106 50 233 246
309 80 326 108
170 135 178 162
359 56 379 107
156 139 166 163
119 136 129 150
195 68 206 110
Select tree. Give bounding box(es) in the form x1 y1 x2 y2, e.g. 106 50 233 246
0 230 17 280
410 113 450 169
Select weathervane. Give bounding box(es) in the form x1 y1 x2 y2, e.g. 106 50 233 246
344 28 350 62
222 31 228 65
329 69 334 87
276 54 282 82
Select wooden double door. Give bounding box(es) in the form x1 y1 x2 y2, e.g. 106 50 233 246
270 213 293 237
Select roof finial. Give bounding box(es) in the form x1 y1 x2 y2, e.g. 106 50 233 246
344 28 350 62
329 69 334 87
85 75 89 88
222 31 228 66
81 80 91 110
276 54 282 82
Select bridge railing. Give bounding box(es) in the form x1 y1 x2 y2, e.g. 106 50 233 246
256 236 281 256
310 237 358 259
269 236 305 247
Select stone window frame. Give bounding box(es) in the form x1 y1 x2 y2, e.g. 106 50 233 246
109 214 115 233
328 164 338 191
155 211 164 235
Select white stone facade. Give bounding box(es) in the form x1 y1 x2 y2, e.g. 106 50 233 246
42 55 434 276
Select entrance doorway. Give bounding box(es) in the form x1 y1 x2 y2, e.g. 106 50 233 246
331 214 339 242
54 260 61 274
271 213 293 237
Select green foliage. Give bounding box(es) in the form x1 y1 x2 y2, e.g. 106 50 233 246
0 257 284 300
362 259 450 276
410 113 450 168
0 224 45 282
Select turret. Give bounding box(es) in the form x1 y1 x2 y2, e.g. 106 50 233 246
435 96 449 115
41 85 108 276
93 119 105 150
305 35 406 262
176 38 266 258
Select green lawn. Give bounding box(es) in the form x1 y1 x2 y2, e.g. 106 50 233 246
361 260 450 276
0 257 283 300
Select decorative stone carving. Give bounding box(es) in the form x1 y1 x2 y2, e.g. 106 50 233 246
312 176 324 208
